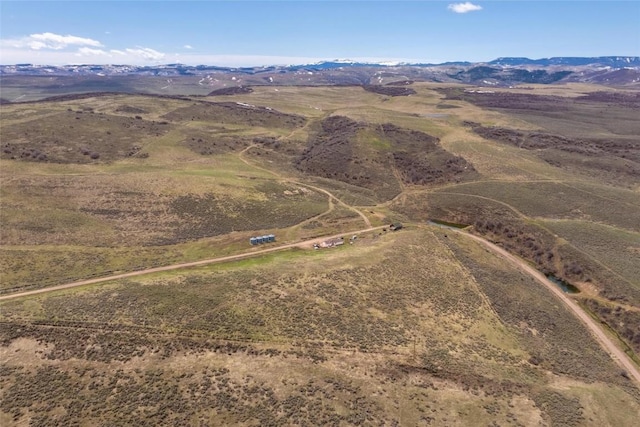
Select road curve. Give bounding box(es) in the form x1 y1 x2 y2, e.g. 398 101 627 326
3 224 637 386
0 226 385 302
448 228 640 386
293 181 372 228
237 145 372 228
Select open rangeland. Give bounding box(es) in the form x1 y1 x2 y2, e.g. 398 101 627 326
2 228 640 426
1 82 639 425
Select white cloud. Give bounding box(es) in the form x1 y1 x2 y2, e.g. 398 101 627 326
448 2 482 14
2 32 104 50
0 32 169 64
0 30 418 67
76 47 109 56
74 47 165 62
0 45 170 65
125 47 165 61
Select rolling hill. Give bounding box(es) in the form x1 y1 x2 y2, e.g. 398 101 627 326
1 79 639 426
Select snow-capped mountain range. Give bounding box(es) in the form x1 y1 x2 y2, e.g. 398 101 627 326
1 57 639 89
2 56 638 75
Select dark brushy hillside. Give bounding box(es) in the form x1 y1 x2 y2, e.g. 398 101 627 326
295 116 477 201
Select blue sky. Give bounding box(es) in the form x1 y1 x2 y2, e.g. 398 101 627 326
1 1 638 66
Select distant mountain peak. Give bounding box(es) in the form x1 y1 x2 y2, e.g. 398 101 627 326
2 56 639 89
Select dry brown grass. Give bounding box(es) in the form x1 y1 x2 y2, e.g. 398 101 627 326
2 229 639 425
2 85 640 425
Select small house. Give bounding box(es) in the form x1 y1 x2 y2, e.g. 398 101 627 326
320 237 344 248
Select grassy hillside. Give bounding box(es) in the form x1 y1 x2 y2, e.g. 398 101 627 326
2 229 639 426
1 83 639 425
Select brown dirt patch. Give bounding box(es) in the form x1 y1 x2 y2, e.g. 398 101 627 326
115 105 148 114
362 85 417 97
207 86 253 96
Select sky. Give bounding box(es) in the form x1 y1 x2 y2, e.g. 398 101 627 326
0 1 638 66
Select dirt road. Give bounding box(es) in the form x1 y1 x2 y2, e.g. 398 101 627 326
293 181 372 227
451 228 640 386
238 145 371 228
3 223 637 386
0 226 384 302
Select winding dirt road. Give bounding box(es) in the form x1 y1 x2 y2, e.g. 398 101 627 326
448 227 640 385
238 144 371 228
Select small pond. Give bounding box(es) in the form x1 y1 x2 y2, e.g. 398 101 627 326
546 275 580 294
427 219 470 229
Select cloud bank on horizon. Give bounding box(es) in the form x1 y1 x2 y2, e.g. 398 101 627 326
3 32 103 51
448 2 483 14
0 31 415 67
0 32 168 64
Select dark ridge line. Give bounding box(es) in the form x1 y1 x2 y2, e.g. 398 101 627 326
1 84 369 104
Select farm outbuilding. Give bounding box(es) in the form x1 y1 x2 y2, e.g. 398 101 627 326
319 237 344 248
250 234 276 245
